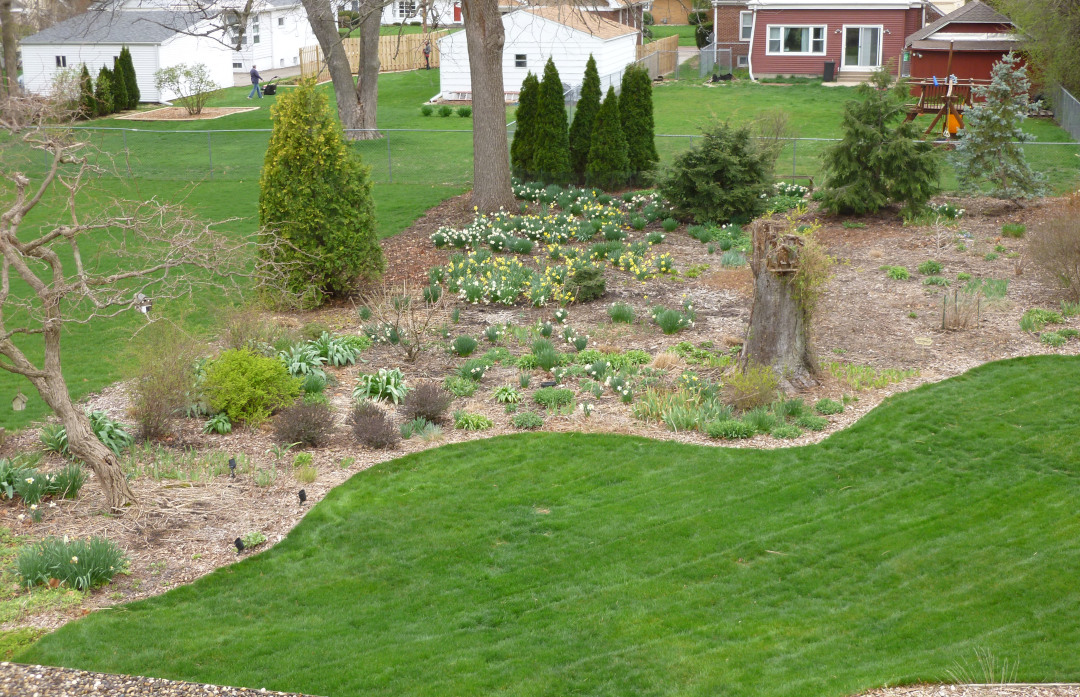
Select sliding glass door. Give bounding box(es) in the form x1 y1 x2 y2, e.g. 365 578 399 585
843 26 881 69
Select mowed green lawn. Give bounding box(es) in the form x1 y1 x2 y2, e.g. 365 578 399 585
20 356 1080 696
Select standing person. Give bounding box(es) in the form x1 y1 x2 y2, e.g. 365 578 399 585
248 65 262 99
422 41 431 70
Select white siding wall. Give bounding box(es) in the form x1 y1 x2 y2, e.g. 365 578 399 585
157 33 235 101
21 43 160 99
380 0 460 26
267 7 315 69
438 11 638 99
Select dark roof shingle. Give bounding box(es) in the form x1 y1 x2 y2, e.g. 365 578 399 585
907 1 1015 44
21 10 202 45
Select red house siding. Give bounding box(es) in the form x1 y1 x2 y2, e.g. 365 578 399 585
750 8 918 76
910 50 1024 85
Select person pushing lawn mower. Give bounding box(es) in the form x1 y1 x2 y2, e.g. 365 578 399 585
248 65 262 99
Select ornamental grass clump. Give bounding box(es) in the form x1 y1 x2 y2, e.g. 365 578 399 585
17 536 127 590
451 335 478 357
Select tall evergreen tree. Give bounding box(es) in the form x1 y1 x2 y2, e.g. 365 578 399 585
585 86 629 190
619 64 658 182
119 46 140 107
950 53 1044 202
93 66 114 117
111 56 129 113
819 67 939 216
78 64 94 119
532 57 571 184
568 54 602 182
259 80 383 304
510 72 539 180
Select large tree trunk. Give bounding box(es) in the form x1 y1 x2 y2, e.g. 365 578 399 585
740 217 816 388
301 0 380 140
0 0 19 97
355 1 380 133
461 0 515 212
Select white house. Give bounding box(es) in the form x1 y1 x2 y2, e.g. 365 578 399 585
372 0 463 26
19 1 315 101
436 6 639 101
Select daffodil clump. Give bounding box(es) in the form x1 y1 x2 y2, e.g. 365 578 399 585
440 250 604 308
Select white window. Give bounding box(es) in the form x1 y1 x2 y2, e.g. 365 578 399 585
515 54 527 68
55 55 67 67
233 61 243 69
739 11 753 41
767 25 826 55
226 12 246 45
278 17 284 26
397 0 416 18
736 54 748 67
252 16 260 44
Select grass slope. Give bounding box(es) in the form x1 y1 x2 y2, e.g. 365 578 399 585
20 356 1080 696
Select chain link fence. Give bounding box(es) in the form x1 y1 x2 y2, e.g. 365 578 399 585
1057 86 1080 143
16 125 1078 191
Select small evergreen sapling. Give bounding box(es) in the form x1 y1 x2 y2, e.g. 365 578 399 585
93 65 114 117
510 72 539 179
532 58 571 184
111 56 129 113
78 64 94 119
950 52 1045 202
569 54 602 181
819 66 939 217
585 86 629 190
258 80 383 304
619 64 659 181
119 46 140 108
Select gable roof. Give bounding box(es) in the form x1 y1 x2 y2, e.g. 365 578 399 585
522 6 638 39
20 9 202 45
906 0 1014 43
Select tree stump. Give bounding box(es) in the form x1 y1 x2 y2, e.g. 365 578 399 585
740 216 817 389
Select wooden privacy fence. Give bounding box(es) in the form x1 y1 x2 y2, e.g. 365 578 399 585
637 35 678 75
300 30 449 78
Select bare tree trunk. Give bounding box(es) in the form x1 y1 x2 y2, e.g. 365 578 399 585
461 0 515 212
356 1 380 133
300 0 380 140
0 0 19 97
740 218 816 388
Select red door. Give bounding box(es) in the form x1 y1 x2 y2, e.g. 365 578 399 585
454 3 461 21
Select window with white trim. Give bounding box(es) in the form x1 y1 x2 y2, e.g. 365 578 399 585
252 16 260 44
736 54 748 67
739 11 752 41
278 17 284 26
767 25 826 55
515 54 527 68
397 0 416 18
226 12 246 46
55 56 67 67
233 61 243 69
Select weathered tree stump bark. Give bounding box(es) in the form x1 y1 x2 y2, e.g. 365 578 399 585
740 216 817 389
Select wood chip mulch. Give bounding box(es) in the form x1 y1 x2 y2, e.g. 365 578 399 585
858 684 1080 697
0 662 324 697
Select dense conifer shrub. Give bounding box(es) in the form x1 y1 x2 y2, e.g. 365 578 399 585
510 72 540 179
569 55 602 181
533 58 571 184
619 64 658 181
585 87 629 190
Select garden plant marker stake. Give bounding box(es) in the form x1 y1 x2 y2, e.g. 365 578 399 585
298 489 307 505
234 538 244 553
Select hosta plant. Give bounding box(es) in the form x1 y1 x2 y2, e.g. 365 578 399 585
353 368 409 404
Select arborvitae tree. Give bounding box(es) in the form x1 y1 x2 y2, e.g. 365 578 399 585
111 56 129 113
510 72 539 180
259 80 383 304
532 57 571 184
951 53 1045 202
619 64 659 183
78 64 94 119
819 66 939 217
568 54 602 182
119 46 139 107
93 66 114 117
585 86 629 190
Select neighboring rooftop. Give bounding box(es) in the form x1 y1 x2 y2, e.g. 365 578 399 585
907 0 1015 43
20 9 202 44
522 6 639 38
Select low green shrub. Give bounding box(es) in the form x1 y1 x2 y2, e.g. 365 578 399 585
494 386 522 404
453 411 493 430
723 364 779 410
1020 308 1063 333
795 414 829 431
511 411 544 430
452 336 478 357
443 376 478 397
203 413 232 435
608 302 635 324
1001 223 1026 238
923 276 950 287
917 260 943 275
205 349 301 425
241 531 267 549
569 266 606 302
438 105 453 117
883 266 910 281
705 419 755 440
814 398 844 415
458 358 488 381
741 407 778 434
17 536 127 590
533 387 574 410
420 105 433 116
456 106 472 117
771 423 802 439
652 308 693 335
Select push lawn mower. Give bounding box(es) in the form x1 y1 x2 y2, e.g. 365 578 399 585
262 78 281 96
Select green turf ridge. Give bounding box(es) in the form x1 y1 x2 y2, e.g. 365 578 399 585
19 355 1080 696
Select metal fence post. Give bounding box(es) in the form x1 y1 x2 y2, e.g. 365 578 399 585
387 131 393 184
792 138 797 182
208 132 214 180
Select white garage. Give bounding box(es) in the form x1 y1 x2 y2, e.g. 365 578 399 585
436 7 639 101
